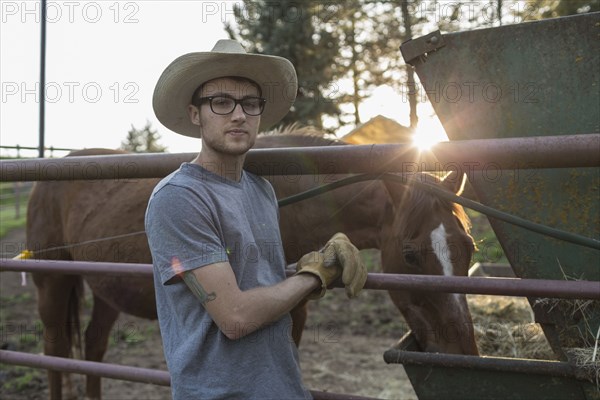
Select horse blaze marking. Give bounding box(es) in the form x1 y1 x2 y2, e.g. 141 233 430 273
431 223 464 307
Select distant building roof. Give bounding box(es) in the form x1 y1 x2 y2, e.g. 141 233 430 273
341 115 413 144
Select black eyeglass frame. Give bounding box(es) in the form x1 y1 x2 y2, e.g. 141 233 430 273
195 95 267 116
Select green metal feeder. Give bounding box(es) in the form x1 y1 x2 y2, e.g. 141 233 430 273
395 12 600 399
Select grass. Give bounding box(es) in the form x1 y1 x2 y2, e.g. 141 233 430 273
0 182 30 238
466 209 509 265
0 207 27 238
0 365 44 392
1 292 33 305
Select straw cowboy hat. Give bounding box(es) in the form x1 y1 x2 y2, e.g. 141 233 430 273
153 39 298 138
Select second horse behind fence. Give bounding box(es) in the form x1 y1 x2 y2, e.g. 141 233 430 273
27 131 478 400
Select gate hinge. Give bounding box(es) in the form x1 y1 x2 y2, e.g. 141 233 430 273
400 30 445 66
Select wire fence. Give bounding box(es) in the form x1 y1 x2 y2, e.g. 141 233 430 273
0 182 34 219
0 145 76 223
0 145 77 159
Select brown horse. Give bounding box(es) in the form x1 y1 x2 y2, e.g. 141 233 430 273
26 133 477 400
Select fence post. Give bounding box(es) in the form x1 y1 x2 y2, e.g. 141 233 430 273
13 182 21 219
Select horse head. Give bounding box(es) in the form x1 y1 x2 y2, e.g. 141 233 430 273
381 170 479 355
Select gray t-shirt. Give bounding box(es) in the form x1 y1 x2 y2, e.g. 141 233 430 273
145 163 311 400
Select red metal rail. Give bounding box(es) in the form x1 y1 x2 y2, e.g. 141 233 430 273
1 134 598 182
0 350 378 400
2 134 599 397
2 259 598 300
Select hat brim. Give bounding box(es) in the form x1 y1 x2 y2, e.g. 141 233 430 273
153 52 298 138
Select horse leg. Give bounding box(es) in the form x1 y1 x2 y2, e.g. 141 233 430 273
84 294 120 400
290 300 308 347
33 273 83 400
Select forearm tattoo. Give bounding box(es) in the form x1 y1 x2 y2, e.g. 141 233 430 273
182 271 217 304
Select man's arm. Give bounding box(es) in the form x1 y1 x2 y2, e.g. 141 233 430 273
184 261 319 341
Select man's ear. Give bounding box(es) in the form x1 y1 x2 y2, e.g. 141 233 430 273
441 170 466 195
188 104 201 126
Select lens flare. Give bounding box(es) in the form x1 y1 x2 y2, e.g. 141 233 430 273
411 118 448 151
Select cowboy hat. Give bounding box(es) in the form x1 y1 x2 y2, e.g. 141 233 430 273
153 39 298 138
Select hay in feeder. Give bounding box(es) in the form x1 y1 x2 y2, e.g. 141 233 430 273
565 346 600 388
468 294 555 360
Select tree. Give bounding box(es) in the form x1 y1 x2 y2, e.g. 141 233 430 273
225 0 342 130
400 0 418 129
330 1 404 126
120 122 167 153
356 1 429 129
509 0 599 21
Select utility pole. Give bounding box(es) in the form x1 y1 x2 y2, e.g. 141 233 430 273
39 0 47 158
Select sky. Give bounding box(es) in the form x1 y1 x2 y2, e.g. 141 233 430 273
0 0 446 156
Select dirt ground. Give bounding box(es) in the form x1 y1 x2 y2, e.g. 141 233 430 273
1 228 417 400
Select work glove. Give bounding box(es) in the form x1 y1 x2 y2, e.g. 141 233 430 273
295 251 342 299
322 233 368 298
295 233 367 299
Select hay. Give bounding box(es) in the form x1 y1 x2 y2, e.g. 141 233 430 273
534 297 598 325
468 295 555 360
526 259 600 387
469 294 600 388
565 347 600 387
473 320 553 359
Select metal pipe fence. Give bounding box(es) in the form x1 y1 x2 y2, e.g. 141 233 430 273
382 348 580 380
1 135 599 397
1 134 599 182
0 350 377 400
1 259 599 300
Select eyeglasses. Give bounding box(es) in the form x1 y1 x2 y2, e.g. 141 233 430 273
196 95 267 116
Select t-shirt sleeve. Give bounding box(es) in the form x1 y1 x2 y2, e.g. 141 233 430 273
262 177 280 222
145 184 228 285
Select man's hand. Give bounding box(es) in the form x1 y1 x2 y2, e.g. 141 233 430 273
295 251 341 299
322 233 368 298
295 232 368 300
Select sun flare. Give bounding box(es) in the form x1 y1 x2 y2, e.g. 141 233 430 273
411 117 449 151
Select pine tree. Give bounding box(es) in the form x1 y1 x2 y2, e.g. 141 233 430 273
332 1 392 126
509 0 598 21
120 122 167 153
225 0 342 130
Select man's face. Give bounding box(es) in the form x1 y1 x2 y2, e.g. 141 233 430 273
188 77 261 157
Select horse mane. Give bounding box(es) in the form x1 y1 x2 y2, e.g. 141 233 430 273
256 123 345 148
402 173 472 237
261 122 324 137
451 201 471 235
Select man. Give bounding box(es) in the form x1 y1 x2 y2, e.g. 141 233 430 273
145 39 367 399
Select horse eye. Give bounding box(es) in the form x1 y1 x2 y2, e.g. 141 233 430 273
403 251 419 266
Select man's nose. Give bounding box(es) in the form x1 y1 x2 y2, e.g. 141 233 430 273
230 103 247 120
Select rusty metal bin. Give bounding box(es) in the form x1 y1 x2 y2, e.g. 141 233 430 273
396 12 600 399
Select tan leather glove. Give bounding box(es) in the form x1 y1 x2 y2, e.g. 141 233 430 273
322 233 368 298
295 251 342 299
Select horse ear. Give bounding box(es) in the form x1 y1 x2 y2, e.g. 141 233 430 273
441 170 466 195
383 179 405 210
